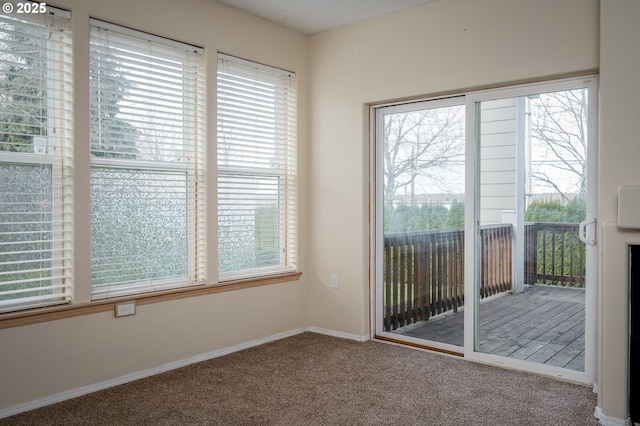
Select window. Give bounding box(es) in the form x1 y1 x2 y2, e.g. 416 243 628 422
0 4 73 312
89 20 206 299
217 54 297 280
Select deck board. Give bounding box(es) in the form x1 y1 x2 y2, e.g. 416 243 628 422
392 285 585 372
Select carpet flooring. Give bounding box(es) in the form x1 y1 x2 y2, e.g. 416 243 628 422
1 332 598 425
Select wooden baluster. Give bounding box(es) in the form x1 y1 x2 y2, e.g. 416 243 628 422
415 235 425 322
384 236 391 331
497 227 503 292
502 226 508 292
481 231 491 297
579 230 585 286
506 225 512 291
495 227 500 290
447 232 454 311
488 228 495 296
429 233 436 317
533 224 539 284
523 225 527 284
407 234 415 325
541 229 549 284
496 227 502 292
398 234 407 327
480 228 485 299
443 233 450 312
525 224 534 285
458 231 465 306
452 230 460 312
569 230 577 287
563 227 567 284
392 237 399 330
492 227 497 292
438 233 445 314
495 227 501 294
421 233 428 318
482 229 487 298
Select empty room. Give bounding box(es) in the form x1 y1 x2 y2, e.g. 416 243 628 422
1 0 639 424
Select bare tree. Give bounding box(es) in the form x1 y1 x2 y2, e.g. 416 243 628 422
383 106 464 207
528 89 587 202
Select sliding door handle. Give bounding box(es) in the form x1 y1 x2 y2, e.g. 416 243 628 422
579 217 596 246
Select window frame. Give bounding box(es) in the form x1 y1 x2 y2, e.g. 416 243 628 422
216 53 298 282
0 4 73 313
370 75 598 384
0 17 304 323
88 19 206 300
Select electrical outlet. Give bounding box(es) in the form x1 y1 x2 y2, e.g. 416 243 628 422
331 274 339 289
115 301 136 317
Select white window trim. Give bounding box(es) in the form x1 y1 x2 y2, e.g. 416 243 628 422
0 6 73 313
217 53 298 282
88 19 206 300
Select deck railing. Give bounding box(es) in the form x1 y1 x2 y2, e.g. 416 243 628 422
383 222 584 331
524 222 586 287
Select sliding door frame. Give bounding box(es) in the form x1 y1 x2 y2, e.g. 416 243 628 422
463 76 598 384
372 96 466 355
371 75 598 385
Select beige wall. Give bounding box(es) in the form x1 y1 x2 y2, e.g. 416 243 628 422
0 283 307 408
307 0 599 340
0 0 310 412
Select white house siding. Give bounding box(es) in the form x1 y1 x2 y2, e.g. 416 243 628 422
479 98 518 225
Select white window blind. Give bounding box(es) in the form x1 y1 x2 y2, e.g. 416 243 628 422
217 54 297 280
0 5 73 312
89 20 205 299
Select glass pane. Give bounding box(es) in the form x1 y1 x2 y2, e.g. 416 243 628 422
476 89 587 372
0 163 53 301
89 24 197 163
91 168 188 288
0 20 48 153
382 103 466 347
218 174 280 274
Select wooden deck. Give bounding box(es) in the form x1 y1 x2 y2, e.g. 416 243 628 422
393 285 585 372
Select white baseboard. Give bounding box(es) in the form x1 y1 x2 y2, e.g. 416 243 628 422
306 326 370 342
0 327 367 420
594 407 632 426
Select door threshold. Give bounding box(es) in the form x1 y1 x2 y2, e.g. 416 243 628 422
374 334 464 357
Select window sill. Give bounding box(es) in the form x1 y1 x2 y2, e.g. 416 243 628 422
0 271 302 330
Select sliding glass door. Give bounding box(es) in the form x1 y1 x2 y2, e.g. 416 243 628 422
375 97 466 352
467 78 597 379
374 77 597 381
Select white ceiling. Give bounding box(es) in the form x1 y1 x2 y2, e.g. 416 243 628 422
215 0 438 35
